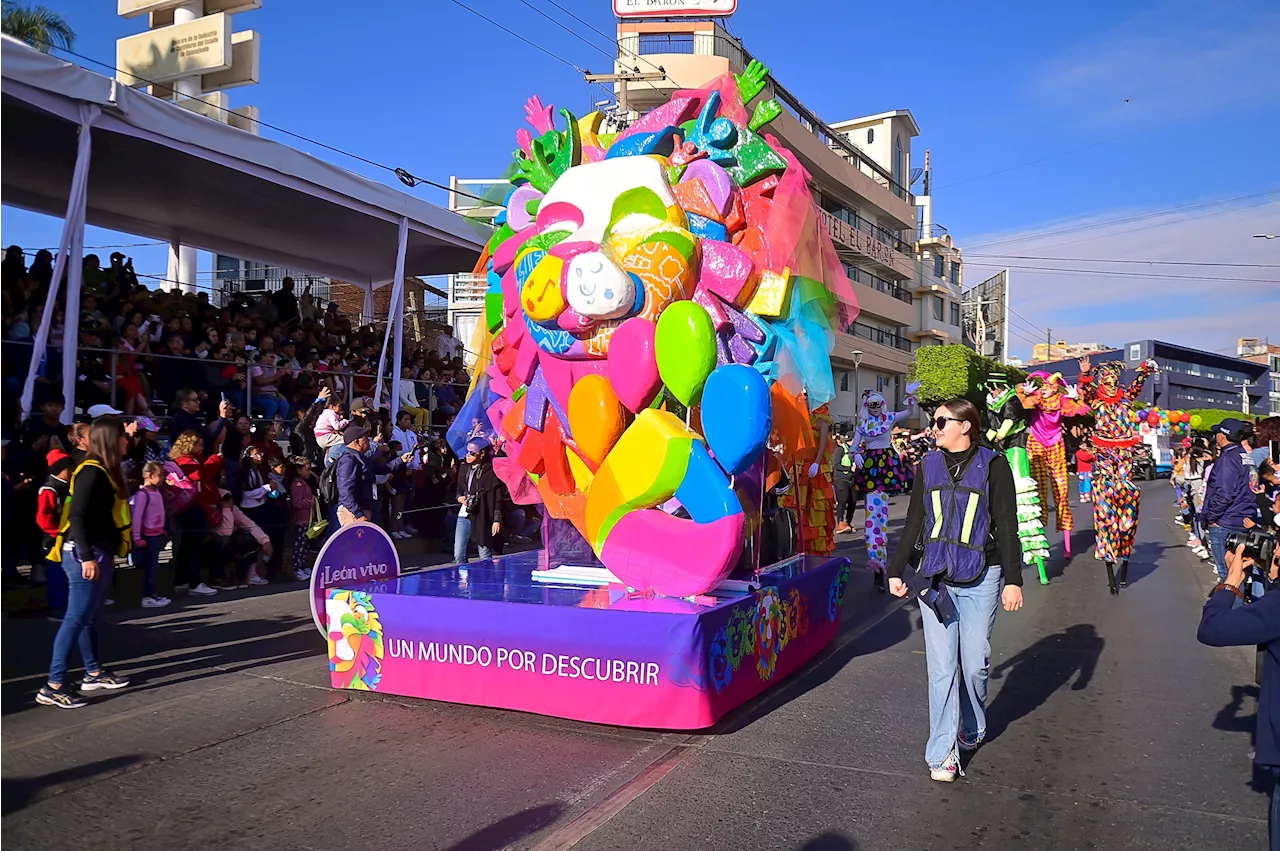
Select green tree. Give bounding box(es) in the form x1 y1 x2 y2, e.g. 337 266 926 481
2 1 75 54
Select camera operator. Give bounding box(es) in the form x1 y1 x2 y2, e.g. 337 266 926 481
1198 541 1280 849
1203 418 1261 583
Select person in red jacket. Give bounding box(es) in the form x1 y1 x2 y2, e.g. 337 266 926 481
37 449 76 619
1075 441 1095 503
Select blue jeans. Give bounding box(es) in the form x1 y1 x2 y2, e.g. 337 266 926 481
1208 525 1237 583
133 534 167 597
921 565 1003 768
453 515 492 564
49 546 115 685
253 395 290 420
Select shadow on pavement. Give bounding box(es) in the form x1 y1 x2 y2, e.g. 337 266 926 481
713 600 916 735
441 802 564 850
1214 683 1259 736
1119 541 1176 587
796 832 858 850
2 754 144 815
984 623 1105 744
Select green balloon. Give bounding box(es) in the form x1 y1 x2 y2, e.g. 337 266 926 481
655 301 717 406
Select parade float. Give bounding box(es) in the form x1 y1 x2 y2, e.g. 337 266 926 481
314 61 860 729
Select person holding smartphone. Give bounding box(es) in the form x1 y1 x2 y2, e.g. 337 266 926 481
887 398 1023 782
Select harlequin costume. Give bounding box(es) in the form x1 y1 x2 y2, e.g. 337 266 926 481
985 375 1050 584
1078 358 1159 593
1017 372 1087 554
782 404 836 557
853 387 919 584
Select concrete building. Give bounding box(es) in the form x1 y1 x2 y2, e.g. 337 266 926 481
213 255 331 309
445 178 506 366
1031 340 1111 364
613 18 966 424
1035 339 1270 416
1239 338 1280 415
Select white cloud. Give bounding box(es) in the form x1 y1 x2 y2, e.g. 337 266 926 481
961 197 1280 358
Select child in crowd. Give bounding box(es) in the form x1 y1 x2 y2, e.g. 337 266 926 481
210 489 274 588
287 456 317 580
1075 441 1095 503
36 448 74 618
130 462 171 608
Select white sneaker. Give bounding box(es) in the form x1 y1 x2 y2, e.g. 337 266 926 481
191 583 218 596
248 571 270 586
174 584 190 594
141 596 171 608
392 530 410 540
403 524 419 535
294 569 311 581
930 747 962 782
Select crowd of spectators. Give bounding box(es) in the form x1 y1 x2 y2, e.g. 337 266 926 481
0 244 509 609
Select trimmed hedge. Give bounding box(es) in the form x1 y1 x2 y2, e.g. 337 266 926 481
1185 408 1258 432
908 345 1027 406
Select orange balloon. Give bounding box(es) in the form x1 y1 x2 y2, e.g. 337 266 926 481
567 374 629 467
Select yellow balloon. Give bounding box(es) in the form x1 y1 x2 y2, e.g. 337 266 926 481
567 374 629 467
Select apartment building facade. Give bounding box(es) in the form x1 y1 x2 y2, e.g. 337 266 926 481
1239 338 1280 415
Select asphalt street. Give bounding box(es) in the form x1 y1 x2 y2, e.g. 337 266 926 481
1 484 1267 850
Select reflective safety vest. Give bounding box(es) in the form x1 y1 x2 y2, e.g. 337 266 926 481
45 460 132 562
919 447 996 583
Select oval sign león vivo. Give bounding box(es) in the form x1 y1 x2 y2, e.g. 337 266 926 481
308 521 401 636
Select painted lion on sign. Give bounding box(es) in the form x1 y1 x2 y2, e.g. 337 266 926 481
327 589 384 691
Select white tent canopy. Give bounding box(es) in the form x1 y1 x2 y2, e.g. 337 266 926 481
1 36 488 418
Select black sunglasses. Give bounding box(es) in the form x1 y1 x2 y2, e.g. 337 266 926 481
932 416 964 431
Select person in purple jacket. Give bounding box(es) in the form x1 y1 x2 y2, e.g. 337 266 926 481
1198 542 1280 850
1202 419 1261 582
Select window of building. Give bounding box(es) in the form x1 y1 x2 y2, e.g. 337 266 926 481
893 134 904 193
934 255 944 278
950 302 961 327
1129 344 1142 361
877 376 892 392
637 34 694 54
949 261 960 285
840 372 849 392
866 128 874 144
933 295 945 322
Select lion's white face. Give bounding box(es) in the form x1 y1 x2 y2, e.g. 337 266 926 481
326 597 357 663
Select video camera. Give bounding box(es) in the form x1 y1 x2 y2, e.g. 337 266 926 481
1225 529 1278 603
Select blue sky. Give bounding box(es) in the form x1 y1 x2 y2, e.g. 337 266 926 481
3 0 1278 358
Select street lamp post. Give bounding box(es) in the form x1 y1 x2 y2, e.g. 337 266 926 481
852 350 863 423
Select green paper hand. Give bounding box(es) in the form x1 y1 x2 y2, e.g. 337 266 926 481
736 59 770 106
749 98 782 132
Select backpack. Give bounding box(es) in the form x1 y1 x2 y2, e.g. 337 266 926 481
318 457 341 508
160 459 197 516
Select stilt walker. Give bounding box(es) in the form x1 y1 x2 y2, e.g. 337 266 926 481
984 374 1051 584
1077 356 1159 594
853 384 919 591
1017 372 1087 556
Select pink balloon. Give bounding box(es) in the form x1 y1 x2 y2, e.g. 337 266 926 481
608 317 662 413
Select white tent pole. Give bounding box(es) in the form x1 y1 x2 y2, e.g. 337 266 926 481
374 217 409 416
21 103 100 423
361 285 375 327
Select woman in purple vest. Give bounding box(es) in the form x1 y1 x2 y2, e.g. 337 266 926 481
887 398 1024 782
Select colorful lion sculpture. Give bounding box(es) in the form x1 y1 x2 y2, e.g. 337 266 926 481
326 589 384 691
464 60 858 598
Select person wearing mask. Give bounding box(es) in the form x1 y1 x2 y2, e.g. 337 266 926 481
887 398 1023 782
1198 543 1280 850
454 436 504 564
1202 419 1261 583
38 416 133 709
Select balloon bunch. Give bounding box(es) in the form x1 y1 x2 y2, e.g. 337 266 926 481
1135 407 1193 435
464 62 857 598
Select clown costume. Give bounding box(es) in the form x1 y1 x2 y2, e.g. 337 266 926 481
1017 372 1087 555
1077 356 1159 594
853 384 919 588
985 373 1051 584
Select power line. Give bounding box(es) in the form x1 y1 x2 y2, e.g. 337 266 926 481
968 253 1280 269
444 0 586 73
538 0 683 87
1019 197 1279 253
964 261 1276 284
25 38 501 208
965 190 1280 251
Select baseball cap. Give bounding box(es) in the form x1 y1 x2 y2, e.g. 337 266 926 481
1211 418 1252 442
87 403 123 418
47 448 73 476
350 398 369 413
133 416 159 433
1248 446 1270 468
343 424 370 444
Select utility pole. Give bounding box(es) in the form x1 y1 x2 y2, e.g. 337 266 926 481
1046 328 1052 363
583 68 666 127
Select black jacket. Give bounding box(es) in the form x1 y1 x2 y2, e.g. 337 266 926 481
67 463 123 556
457 460 504 547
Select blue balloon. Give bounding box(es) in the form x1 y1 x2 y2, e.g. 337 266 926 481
701 364 771 475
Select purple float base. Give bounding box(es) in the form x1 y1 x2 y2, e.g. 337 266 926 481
324 550 851 729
